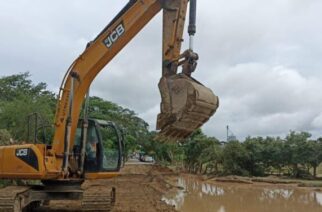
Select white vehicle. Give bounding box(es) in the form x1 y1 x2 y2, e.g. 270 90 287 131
144 156 154 163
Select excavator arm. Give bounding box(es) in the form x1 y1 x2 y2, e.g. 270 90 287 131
53 0 162 158
52 0 219 171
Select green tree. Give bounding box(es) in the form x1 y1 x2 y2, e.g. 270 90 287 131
86 96 150 159
0 72 52 102
200 137 222 175
183 130 212 173
285 131 311 177
222 140 250 176
0 73 56 141
0 129 12 145
243 136 265 176
306 139 322 178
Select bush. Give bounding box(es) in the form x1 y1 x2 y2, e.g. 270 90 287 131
222 141 250 176
0 129 12 145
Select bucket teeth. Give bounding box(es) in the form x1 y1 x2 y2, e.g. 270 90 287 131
157 74 219 140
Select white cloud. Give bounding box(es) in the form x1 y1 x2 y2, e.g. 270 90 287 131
0 0 322 140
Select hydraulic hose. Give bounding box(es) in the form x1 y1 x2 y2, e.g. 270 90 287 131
188 0 197 36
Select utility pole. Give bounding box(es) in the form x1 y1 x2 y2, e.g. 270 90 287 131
226 125 237 142
226 125 229 142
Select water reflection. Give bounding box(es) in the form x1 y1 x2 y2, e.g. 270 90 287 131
162 177 322 212
201 183 224 196
260 188 294 200
316 192 322 206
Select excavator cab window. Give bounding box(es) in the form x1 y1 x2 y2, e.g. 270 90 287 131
76 119 122 173
99 124 121 171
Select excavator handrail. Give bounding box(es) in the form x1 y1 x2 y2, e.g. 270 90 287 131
54 60 76 125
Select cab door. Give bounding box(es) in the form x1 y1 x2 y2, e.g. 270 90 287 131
97 122 122 172
84 120 122 179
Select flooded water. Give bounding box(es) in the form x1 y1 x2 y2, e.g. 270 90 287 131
162 176 322 212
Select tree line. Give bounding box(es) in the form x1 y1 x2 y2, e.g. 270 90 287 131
140 128 322 178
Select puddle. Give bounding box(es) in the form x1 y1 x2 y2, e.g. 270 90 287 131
162 177 322 212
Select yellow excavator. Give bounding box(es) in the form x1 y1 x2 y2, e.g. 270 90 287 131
0 0 219 211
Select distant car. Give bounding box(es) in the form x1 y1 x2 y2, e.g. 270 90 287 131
144 156 154 163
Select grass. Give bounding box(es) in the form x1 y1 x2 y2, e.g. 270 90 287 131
298 181 322 188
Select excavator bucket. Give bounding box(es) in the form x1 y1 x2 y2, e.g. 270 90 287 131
156 74 219 141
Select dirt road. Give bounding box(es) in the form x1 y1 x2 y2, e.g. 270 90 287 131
38 162 177 212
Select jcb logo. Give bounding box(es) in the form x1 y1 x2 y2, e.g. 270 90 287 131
103 23 125 48
16 148 28 157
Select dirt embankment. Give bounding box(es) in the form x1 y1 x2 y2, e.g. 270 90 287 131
107 164 178 212
39 164 178 212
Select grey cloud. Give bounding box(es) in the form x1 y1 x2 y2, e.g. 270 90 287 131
1 0 322 140
205 63 322 140
312 114 322 129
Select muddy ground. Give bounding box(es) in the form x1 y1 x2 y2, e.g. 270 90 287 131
37 163 177 212
31 162 322 211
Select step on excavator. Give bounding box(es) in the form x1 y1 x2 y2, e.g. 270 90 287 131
0 0 219 211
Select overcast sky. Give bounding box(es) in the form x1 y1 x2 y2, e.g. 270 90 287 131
1 0 322 140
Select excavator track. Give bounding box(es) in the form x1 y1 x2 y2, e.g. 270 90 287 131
0 186 34 212
0 184 85 212
81 187 115 211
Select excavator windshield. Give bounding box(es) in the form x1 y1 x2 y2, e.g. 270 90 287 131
100 124 121 171
73 119 122 173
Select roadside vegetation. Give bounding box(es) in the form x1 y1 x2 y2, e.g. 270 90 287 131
0 72 149 155
141 129 322 179
0 73 322 188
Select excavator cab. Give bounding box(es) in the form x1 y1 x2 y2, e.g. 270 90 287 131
74 119 123 174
